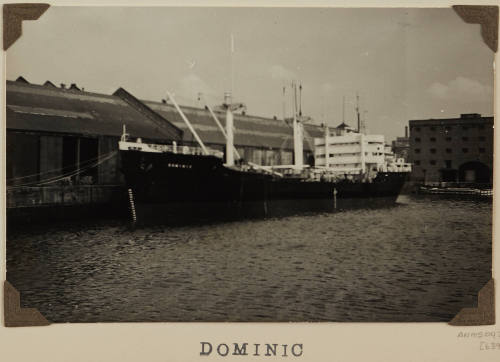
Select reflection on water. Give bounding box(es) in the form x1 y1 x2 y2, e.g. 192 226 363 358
6 195 492 322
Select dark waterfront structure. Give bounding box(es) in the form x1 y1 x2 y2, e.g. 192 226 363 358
408 114 493 185
391 126 410 161
6 77 323 223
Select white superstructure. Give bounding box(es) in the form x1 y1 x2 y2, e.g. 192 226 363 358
386 157 412 173
314 127 386 174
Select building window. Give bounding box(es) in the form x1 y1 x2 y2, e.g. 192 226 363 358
430 148 436 154
445 137 452 141
430 127 436 131
462 148 469 153
445 148 452 153
430 137 436 142
462 136 469 141
444 126 451 132
479 148 485 153
415 127 421 132
415 137 421 142
445 160 452 169
414 149 420 154
478 125 485 130
414 160 420 165
479 136 486 141
430 160 436 165
462 126 468 130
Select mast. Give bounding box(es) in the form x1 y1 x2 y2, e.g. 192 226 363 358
342 95 345 124
223 34 245 166
225 92 235 166
230 34 235 97
198 92 241 160
356 92 361 133
292 81 303 168
282 85 286 121
299 82 302 116
363 110 368 134
221 92 245 166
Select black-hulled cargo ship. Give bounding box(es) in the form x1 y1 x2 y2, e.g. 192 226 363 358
119 138 407 224
119 89 408 224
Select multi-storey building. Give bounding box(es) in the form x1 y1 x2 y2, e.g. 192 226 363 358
314 123 386 174
408 113 493 184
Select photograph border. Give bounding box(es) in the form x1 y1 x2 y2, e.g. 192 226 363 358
1 0 498 361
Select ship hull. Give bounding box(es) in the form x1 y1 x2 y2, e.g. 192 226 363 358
120 150 407 224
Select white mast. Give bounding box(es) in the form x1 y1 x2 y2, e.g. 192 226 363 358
224 34 243 167
198 92 241 160
225 92 235 166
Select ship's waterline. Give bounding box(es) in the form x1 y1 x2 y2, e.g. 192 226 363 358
6 195 491 322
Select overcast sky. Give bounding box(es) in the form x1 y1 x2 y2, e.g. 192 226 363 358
6 6 494 141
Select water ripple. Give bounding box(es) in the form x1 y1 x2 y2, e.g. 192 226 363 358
6 195 492 322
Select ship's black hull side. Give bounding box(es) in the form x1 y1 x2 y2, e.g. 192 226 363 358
120 150 407 224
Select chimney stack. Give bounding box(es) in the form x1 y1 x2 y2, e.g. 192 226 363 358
60 83 66 89
405 126 408 138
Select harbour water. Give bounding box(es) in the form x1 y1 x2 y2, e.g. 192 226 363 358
6 195 492 322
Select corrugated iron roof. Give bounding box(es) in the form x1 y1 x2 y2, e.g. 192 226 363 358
144 101 323 151
6 79 324 151
6 80 184 142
